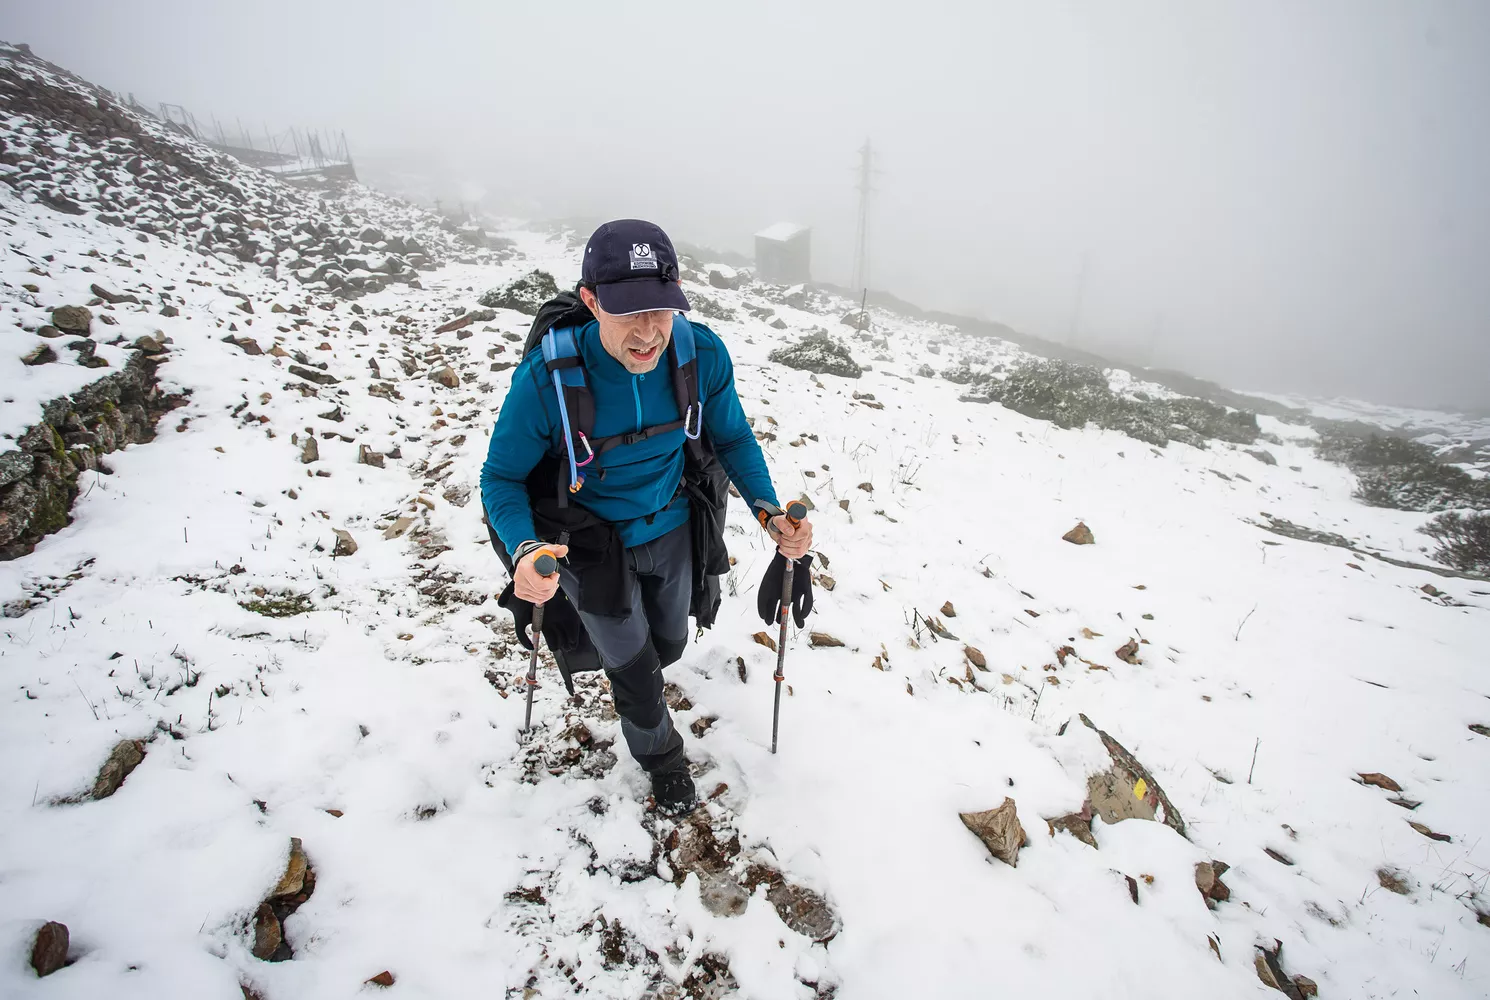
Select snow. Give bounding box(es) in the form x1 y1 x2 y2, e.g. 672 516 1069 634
3 54 1490 1000
754 223 808 243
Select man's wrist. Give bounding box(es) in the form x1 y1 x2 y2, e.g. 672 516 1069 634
512 539 544 563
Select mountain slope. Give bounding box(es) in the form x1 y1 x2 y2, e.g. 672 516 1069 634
2 43 1488 1000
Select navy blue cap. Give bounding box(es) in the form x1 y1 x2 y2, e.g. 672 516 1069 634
582 219 691 316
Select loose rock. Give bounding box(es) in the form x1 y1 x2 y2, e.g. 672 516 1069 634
960 797 1027 866
251 903 281 960
1357 771 1402 792
21 344 56 366
289 364 339 385
29 921 69 977
271 838 310 899
51 305 92 334
91 739 146 799
430 366 460 388
332 529 358 557
752 631 777 652
1254 940 1307 1000
1046 808 1098 848
1063 522 1095 545
808 632 844 648
1194 860 1232 907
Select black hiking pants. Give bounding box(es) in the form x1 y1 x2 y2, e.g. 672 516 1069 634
553 522 690 773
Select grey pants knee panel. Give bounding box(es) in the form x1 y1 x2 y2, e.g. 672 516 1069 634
609 643 684 772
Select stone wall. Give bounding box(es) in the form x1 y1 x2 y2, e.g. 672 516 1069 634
0 349 184 560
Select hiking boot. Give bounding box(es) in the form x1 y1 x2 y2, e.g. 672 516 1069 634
651 762 697 816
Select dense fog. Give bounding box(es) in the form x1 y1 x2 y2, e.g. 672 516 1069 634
5 0 1487 408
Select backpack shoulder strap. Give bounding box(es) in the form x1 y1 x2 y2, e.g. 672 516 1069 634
669 314 705 459
538 325 595 498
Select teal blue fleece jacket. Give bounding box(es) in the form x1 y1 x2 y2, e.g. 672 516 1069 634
480 318 778 552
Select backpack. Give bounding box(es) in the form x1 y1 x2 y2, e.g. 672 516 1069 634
486 288 731 692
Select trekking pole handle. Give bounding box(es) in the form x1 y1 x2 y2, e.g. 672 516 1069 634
784 500 807 528
532 551 558 577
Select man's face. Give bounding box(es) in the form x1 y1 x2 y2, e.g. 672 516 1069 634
583 286 673 374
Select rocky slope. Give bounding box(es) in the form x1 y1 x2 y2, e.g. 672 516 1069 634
2 42 1488 1000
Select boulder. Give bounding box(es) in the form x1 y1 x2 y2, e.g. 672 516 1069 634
358 445 384 468
769 332 862 378
479 270 560 315
1063 714 1187 838
51 305 92 334
959 797 1027 866
430 366 460 388
300 436 319 464
0 451 35 489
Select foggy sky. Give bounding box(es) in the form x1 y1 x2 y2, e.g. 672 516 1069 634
5 1 1487 410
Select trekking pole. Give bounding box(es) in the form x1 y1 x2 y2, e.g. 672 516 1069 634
521 549 560 733
771 500 809 754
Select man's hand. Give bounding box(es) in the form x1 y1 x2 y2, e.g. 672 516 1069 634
514 544 568 603
769 514 813 560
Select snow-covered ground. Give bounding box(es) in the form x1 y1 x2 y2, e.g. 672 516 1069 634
1248 391 1490 473
3 43 1490 1000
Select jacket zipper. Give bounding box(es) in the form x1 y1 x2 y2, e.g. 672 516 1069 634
631 375 644 432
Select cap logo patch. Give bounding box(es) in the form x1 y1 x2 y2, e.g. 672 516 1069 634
629 242 659 270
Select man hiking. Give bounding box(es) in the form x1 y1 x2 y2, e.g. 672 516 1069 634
481 219 813 815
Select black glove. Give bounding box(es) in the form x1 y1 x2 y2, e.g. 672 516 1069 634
497 583 537 650
757 552 814 628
